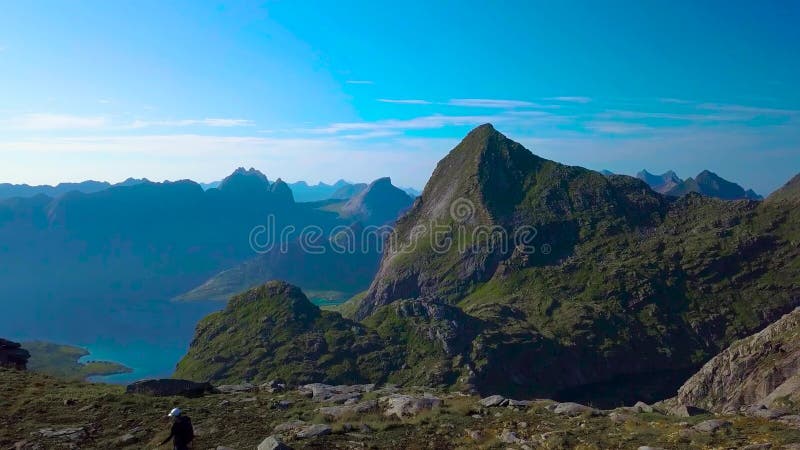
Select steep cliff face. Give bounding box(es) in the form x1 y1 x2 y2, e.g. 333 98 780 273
676 307 800 413
0 338 30 370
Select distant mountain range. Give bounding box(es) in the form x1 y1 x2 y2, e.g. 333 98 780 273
176 177 414 302
0 168 413 316
634 169 762 200
0 176 420 202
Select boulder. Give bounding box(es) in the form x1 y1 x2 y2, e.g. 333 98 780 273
257 435 291 450
273 420 307 433
668 405 708 417
552 402 600 416
125 379 214 397
0 338 30 370
479 394 507 407
633 401 654 413
507 399 532 407
380 394 442 418
745 404 788 419
297 383 374 403
216 383 256 394
692 419 732 433
318 400 378 420
115 433 138 445
499 429 523 444
295 424 332 439
32 427 87 442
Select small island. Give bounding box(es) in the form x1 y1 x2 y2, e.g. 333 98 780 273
22 341 132 381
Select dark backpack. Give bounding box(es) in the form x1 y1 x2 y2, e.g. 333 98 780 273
174 415 194 445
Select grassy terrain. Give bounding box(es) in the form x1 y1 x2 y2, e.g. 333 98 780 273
2 368 799 449
22 341 131 381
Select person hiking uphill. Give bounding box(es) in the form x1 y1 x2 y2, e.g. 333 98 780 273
160 407 194 450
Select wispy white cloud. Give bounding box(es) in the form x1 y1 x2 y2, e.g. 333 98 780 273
586 121 652 135
308 114 496 134
128 118 254 128
2 113 108 130
447 98 540 108
546 96 592 104
346 80 374 85
697 103 799 116
377 99 432 105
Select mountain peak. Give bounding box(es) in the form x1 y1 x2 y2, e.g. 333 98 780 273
270 178 294 203
218 167 270 194
340 177 413 225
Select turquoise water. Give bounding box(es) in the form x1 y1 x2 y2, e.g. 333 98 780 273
3 295 347 384
4 298 223 384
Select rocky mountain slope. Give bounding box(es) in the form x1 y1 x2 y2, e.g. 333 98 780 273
175 281 395 384
339 124 800 404
675 307 800 414
768 173 800 204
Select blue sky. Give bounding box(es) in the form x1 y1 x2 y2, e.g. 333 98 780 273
1 1 798 195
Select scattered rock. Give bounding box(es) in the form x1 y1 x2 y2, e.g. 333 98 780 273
633 401 654 413
273 420 307 433
668 405 708 417
479 394 507 407
115 433 138 445
552 402 600 417
608 411 632 423
125 379 214 397
745 404 788 419
465 429 483 441
276 400 293 409
216 383 256 394
380 394 442 418
692 419 732 433
257 435 291 450
297 383 374 403
741 444 772 450
260 380 286 393
499 429 523 444
32 427 87 442
778 415 800 428
296 424 332 439
507 399 532 407
318 400 378 420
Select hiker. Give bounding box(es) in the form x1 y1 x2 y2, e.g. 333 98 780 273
160 407 194 450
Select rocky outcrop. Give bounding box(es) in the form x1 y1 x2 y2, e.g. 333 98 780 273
125 379 215 397
676 307 800 413
175 281 395 385
0 338 30 369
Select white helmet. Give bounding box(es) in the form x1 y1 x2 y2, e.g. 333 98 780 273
167 407 182 418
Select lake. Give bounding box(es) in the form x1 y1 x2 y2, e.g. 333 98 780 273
2 294 341 384
2 297 224 384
